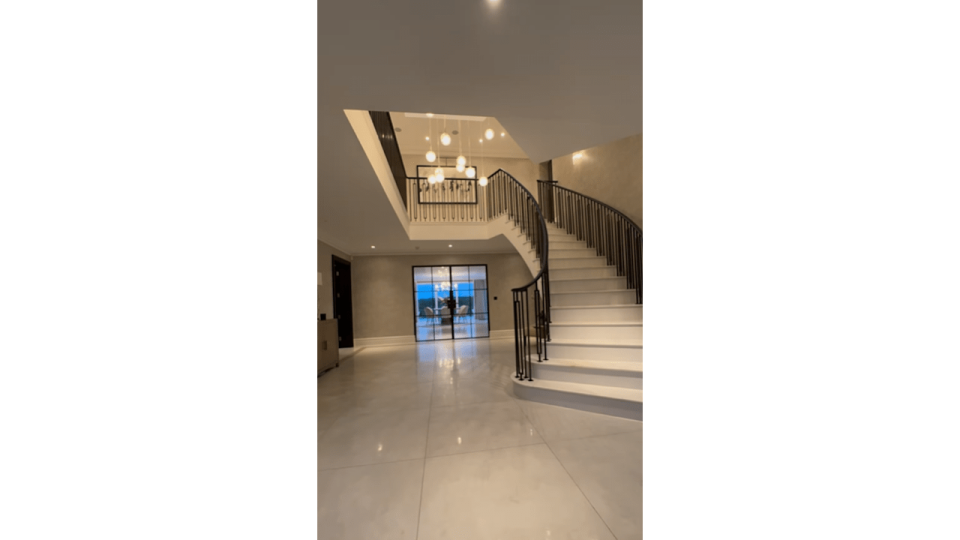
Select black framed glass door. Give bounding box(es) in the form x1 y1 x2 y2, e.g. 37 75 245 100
413 265 490 341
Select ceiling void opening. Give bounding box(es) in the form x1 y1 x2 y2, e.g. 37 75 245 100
389 111 529 162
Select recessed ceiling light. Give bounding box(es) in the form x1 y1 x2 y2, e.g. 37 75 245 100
426 113 434 117
573 153 583 159
479 139 483 143
371 246 376 249
449 244 453 248
501 132 505 137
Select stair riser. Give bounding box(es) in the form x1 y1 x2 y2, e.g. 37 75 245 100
550 325 643 343
551 290 637 306
551 241 587 250
549 266 617 280
550 248 598 259
549 343 643 362
550 257 607 269
531 363 642 390
513 382 643 421
551 277 627 293
551 306 643 323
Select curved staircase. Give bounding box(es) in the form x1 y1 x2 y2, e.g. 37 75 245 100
512 224 643 421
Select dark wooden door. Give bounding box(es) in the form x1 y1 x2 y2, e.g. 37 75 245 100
331 256 354 348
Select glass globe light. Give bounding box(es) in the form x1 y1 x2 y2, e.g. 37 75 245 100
428 175 437 184
456 163 465 172
426 150 436 162
478 176 488 187
466 168 476 178
435 168 444 182
440 132 451 146
456 155 466 167
485 128 494 140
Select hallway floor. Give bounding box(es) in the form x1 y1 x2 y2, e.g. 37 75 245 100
318 338 643 540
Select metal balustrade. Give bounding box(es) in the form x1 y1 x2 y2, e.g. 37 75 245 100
402 170 642 379
407 177 487 223
540 180 643 305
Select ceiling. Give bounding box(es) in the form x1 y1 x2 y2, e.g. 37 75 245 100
391 113 529 160
319 0 642 256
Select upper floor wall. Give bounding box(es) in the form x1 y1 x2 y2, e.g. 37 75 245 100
551 133 643 228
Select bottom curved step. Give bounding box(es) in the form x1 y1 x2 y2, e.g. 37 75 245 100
512 375 643 421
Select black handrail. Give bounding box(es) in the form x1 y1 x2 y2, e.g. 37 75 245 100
540 180 642 304
483 169 550 381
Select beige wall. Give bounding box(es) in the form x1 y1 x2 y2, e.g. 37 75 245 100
351 252 533 339
550 133 642 228
403 154 541 196
318 239 352 319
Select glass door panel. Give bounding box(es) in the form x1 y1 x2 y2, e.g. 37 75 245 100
413 265 490 342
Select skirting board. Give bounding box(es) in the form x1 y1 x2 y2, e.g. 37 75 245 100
355 331 514 348
354 335 417 348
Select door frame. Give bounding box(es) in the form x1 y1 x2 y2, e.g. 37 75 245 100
411 264 490 342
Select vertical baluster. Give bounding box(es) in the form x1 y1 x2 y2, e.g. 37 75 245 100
513 292 522 379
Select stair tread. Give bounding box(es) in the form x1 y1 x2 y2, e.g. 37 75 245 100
538 358 643 373
550 269 616 273
552 288 636 294
515 378 644 402
552 304 643 310
550 322 642 327
551 276 623 282
550 339 643 348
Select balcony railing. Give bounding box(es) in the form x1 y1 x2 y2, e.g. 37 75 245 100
407 177 488 222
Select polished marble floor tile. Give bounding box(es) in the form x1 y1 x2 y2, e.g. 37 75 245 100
318 459 424 540
318 407 429 470
418 444 617 540
317 339 642 540
518 399 644 442
549 429 643 540
426 400 542 457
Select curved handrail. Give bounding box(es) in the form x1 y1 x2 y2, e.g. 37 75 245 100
542 180 642 305
549 182 643 234
488 169 549 292
485 169 550 381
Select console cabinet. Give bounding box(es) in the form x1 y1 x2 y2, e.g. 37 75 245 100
318 319 339 374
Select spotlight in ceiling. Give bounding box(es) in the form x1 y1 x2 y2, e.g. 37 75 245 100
371 246 376 249
449 244 453 248
501 132 505 137
573 153 583 160
426 113 434 117
485 128 494 140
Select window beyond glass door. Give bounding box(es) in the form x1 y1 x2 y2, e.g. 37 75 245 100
413 265 490 342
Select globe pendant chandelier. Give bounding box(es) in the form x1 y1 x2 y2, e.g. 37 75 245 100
421 116 495 187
